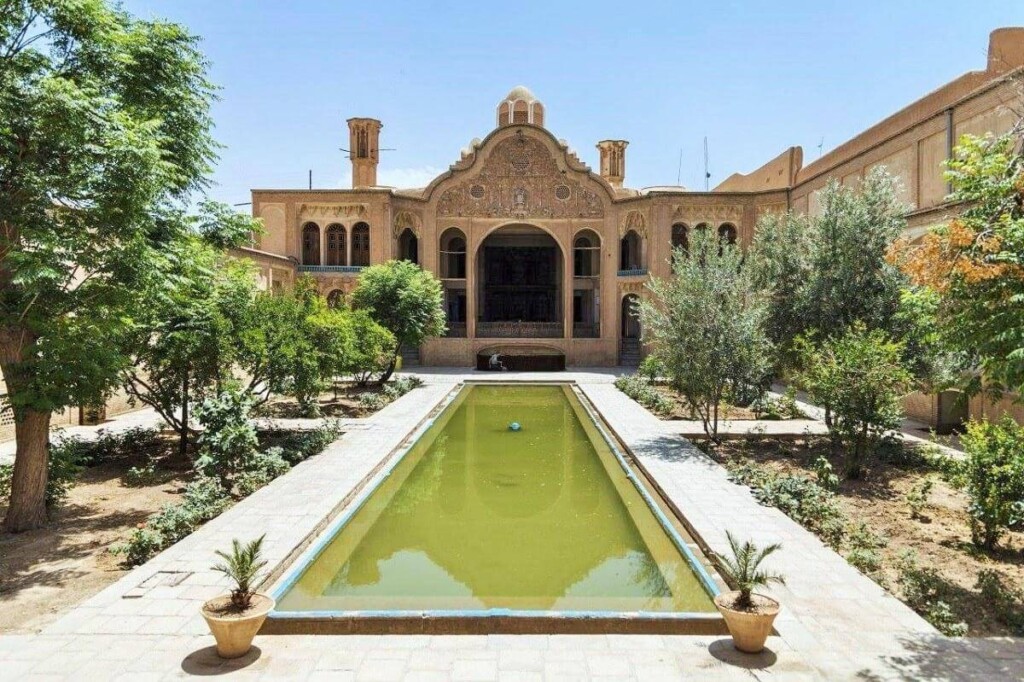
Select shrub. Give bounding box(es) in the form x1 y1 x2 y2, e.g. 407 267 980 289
115 528 164 566
638 355 665 384
122 462 160 487
798 325 912 479
976 569 1024 635
813 456 840 492
895 550 967 636
0 463 11 503
194 388 259 488
945 417 1024 550
844 522 886 576
46 441 83 511
358 391 388 412
614 374 674 416
236 448 290 496
905 476 935 520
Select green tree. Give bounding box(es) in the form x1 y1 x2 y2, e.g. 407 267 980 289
0 2 238 530
122 240 258 458
747 210 815 369
345 309 394 387
892 129 1024 395
350 261 445 383
798 325 912 479
638 229 772 440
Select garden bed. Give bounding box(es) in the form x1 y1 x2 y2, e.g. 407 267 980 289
614 374 806 421
696 436 1024 637
0 421 340 633
256 376 423 419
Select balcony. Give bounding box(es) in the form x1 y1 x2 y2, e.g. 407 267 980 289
476 321 563 338
616 268 648 277
572 323 600 339
297 265 365 274
444 322 467 338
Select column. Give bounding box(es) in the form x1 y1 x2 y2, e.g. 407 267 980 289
466 228 477 338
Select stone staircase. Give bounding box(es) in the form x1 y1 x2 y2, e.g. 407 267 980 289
399 344 421 368
618 339 641 367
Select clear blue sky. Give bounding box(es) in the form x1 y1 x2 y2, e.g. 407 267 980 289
124 1 1024 205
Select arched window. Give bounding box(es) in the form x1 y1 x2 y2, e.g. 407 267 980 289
325 224 346 266
620 230 642 271
301 222 320 265
718 223 738 246
573 230 601 277
671 223 688 252
326 289 344 308
351 222 370 266
439 228 467 279
397 228 418 264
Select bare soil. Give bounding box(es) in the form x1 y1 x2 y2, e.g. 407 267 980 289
256 383 385 419
0 460 188 633
699 437 1024 636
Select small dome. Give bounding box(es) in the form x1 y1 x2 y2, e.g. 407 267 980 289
504 85 538 103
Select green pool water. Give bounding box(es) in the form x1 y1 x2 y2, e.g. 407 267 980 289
276 384 716 614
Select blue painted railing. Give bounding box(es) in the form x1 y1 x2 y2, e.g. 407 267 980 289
297 265 365 274
616 268 648 277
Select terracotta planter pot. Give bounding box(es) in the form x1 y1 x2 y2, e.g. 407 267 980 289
714 591 779 653
201 593 275 659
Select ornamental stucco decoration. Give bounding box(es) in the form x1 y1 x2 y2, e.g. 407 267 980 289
671 204 744 226
392 210 421 237
437 132 604 220
755 202 787 219
620 210 648 238
298 203 368 221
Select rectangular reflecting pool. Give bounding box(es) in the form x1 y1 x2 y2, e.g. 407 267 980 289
269 384 721 633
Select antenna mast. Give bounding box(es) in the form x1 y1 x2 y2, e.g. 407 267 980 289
676 149 683 186
703 137 710 191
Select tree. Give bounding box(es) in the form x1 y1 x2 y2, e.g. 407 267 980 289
638 229 773 440
0 2 234 530
345 310 394 387
122 238 258 458
350 260 445 383
748 169 909 373
798 325 912 479
747 210 815 369
890 129 1024 395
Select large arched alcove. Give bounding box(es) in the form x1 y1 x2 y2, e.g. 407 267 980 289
476 224 564 338
397 228 419 264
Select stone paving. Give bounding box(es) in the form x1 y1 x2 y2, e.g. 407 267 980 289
0 369 1021 680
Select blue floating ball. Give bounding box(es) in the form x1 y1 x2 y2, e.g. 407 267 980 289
508 422 521 432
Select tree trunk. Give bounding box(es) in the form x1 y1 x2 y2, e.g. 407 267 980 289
1 325 52 533
3 408 51 532
378 354 398 385
178 371 190 460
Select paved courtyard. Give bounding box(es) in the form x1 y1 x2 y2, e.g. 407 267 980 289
1 369 1020 680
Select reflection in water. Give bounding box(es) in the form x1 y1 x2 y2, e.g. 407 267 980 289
277 385 715 613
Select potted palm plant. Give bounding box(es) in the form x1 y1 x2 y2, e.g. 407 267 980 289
713 531 786 653
201 535 275 658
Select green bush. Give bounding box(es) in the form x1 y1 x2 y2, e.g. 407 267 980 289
0 463 11 502
614 374 674 416
976 569 1024 635
46 441 83 510
122 462 160 487
194 388 259 487
945 417 1024 550
115 528 165 566
638 355 664 383
905 476 935 520
895 550 968 636
813 456 840 492
844 522 886 576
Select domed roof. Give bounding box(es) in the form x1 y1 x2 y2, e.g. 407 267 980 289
504 85 539 103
